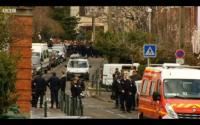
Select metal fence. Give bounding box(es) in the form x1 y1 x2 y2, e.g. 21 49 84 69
58 91 84 116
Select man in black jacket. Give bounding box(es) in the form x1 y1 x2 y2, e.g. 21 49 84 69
60 71 67 93
32 72 47 108
119 71 132 113
130 69 140 110
71 76 85 98
47 72 60 109
112 68 121 108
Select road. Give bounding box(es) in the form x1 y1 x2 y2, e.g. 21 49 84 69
31 57 138 119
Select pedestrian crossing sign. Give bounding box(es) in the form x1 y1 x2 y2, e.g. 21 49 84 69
143 44 157 58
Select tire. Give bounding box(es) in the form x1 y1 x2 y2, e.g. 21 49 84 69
138 112 144 119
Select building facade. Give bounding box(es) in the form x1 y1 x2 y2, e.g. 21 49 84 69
70 6 109 32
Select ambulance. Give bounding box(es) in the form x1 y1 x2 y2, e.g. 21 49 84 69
138 63 200 119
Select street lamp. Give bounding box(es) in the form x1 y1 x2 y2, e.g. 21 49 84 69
146 7 152 66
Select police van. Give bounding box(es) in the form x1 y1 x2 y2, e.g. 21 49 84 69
32 43 50 74
66 54 90 80
138 63 200 119
102 63 140 91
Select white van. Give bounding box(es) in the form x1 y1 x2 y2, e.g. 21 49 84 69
102 63 140 87
32 43 50 73
32 56 41 75
66 54 90 80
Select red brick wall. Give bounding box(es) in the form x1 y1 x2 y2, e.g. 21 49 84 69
10 16 32 117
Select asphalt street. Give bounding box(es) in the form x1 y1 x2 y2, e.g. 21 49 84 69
31 57 138 119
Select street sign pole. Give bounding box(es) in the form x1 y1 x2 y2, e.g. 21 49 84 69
147 58 150 67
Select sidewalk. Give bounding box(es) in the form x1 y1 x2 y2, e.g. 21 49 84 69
31 106 91 119
91 91 114 103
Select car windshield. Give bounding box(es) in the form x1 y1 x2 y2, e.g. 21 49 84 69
164 79 200 99
68 60 88 68
32 56 40 65
32 52 40 57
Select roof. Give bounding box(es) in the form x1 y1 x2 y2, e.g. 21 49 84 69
104 63 140 67
145 63 200 80
161 68 200 80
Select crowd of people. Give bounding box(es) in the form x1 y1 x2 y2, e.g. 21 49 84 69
32 71 85 109
111 67 141 113
64 40 101 58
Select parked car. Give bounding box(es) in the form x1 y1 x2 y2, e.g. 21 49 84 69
32 56 41 76
32 43 50 73
66 54 90 80
48 48 57 68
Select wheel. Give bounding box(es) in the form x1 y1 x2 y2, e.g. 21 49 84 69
138 112 144 119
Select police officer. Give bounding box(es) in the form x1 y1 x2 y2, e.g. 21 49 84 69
32 72 47 108
47 72 60 109
60 71 67 93
113 68 120 79
130 69 141 110
32 77 36 107
70 76 85 98
112 68 121 108
119 71 132 113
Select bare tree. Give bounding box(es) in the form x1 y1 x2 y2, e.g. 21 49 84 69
33 6 64 41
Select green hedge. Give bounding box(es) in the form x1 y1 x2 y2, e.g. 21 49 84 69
0 52 18 115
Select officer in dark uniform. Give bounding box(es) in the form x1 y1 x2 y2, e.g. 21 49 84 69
130 69 140 110
85 41 90 57
32 72 47 108
71 76 85 98
47 72 60 109
60 71 67 93
32 76 36 107
119 71 132 113
112 68 121 108
68 41 73 56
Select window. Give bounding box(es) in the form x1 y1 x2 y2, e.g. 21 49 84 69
141 80 149 95
164 79 200 99
79 6 86 16
157 79 161 93
43 51 47 59
150 81 156 96
68 61 88 68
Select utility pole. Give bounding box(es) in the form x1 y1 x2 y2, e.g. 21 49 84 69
147 7 152 66
91 14 96 43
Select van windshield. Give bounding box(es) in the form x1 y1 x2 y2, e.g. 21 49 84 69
32 56 40 65
32 52 40 57
164 79 200 99
68 61 88 68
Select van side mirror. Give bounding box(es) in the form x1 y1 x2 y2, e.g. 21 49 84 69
153 92 161 101
89 65 92 68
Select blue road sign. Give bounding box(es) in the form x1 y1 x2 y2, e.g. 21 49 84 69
143 44 157 58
